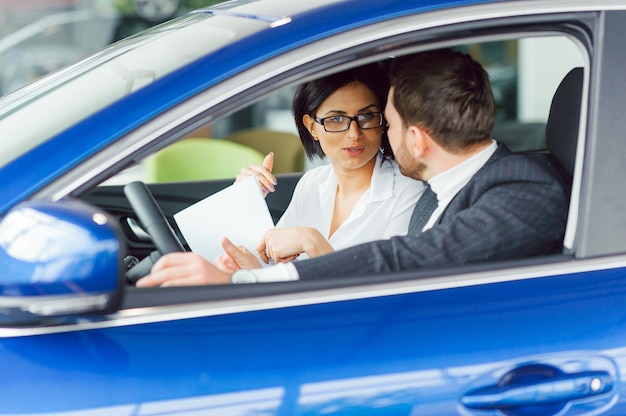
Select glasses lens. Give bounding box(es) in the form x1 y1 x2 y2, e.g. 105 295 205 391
323 116 349 132
357 113 382 129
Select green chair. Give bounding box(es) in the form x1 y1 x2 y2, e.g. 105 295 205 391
225 128 305 174
145 138 265 182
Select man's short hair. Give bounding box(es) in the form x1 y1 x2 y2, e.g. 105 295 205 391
389 48 496 153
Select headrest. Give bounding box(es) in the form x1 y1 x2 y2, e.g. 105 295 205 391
545 67 583 178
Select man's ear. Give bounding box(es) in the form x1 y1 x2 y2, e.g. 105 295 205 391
408 125 428 157
302 114 318 140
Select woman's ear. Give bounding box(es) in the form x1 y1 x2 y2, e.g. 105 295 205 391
302 114 318 140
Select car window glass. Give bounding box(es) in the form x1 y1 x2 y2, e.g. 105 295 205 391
0 12 269 169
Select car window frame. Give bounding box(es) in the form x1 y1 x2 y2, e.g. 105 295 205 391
32 4 615 320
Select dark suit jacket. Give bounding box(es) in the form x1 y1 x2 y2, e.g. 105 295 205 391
294 144 569 280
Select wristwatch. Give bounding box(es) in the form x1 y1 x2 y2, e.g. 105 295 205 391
230 270 258 284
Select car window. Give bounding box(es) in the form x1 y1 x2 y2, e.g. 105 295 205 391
0 2 221 99
98 30 586 285
0 12 269 170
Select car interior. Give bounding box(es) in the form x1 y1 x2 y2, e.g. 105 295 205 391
77 31 587 308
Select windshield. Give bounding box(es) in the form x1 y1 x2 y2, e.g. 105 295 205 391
0 11 268 168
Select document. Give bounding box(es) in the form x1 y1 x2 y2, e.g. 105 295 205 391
174 176 275 264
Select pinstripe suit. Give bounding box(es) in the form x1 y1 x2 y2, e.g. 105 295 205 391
294 144 569 280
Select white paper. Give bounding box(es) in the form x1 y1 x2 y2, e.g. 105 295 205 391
174 176 275 264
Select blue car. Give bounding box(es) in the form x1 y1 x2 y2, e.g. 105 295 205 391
1 0 625 414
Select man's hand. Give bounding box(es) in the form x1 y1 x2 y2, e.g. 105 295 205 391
136 252 231 287
257 227 334 263
214 237 263 272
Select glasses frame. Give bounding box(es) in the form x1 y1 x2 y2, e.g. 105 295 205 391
313 112 384 132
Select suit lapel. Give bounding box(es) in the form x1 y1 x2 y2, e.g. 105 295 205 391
433 144 511 226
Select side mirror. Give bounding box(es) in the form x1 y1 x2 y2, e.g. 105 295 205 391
0 198 124 325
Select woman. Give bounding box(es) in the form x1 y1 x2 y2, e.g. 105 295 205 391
217 63 424 270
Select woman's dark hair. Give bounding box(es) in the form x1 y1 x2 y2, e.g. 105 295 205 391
292 63 392 160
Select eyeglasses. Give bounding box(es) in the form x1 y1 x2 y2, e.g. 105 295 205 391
313 112 384 132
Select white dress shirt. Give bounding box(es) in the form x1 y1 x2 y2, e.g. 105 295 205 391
231 142 497 284
422 140 497 231
277 153 425 255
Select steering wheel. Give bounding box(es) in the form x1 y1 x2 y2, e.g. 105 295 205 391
123 181 185 282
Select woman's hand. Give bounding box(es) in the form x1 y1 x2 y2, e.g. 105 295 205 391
235 152 277 197
214 237 263 272
257 227 335 263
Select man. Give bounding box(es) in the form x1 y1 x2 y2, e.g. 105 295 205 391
136 48 568 287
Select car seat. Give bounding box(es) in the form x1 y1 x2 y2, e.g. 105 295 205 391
225 128 305 174
144 138 265 182
545 67 584 182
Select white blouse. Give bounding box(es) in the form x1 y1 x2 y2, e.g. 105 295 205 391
276 154 425 257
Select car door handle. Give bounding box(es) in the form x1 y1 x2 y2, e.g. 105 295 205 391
460 364 614 414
